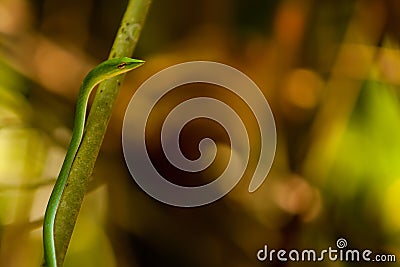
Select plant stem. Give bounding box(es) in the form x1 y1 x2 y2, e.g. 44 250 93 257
52 0 151 265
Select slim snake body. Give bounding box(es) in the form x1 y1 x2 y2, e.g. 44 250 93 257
43 57 144 267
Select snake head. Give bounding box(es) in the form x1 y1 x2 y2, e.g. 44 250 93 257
93 57 145 80
116 57 145 71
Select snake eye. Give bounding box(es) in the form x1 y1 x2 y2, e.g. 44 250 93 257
118 62 127 69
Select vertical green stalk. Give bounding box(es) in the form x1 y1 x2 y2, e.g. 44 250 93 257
52 0 151 265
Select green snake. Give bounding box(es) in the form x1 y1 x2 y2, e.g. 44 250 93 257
43 57 144 267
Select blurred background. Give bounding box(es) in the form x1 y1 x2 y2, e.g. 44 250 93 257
0 0 400 266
